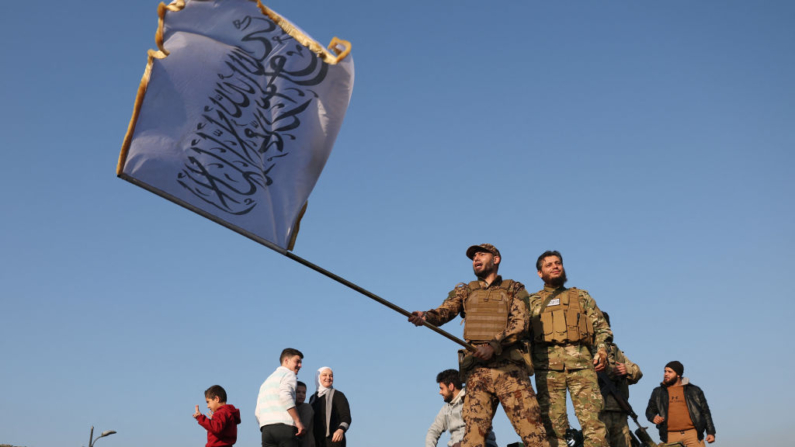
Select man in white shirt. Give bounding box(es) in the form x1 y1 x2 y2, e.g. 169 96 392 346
256 348 306 447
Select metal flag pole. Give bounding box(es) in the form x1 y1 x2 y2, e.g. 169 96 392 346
283 251 476 352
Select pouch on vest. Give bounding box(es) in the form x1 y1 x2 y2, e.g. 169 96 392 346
535 288 594 344
552 309 568 342
531 314 550 343
566 306 581 341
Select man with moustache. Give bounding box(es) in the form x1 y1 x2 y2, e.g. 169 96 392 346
645 361 716 447
529 251 612 447
409 244 548 447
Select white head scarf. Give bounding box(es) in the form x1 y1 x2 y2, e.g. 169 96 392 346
315 366 333 397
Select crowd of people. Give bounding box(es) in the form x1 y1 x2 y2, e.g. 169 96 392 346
189 244 716 447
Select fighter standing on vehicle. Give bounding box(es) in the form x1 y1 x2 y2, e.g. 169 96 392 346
529 250 612 447
410 244 548 447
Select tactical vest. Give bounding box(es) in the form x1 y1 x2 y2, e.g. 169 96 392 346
531 288 594 345
463 280 513 342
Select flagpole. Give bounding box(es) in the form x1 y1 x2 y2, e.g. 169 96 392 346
116 175 474 351
284 251 476 352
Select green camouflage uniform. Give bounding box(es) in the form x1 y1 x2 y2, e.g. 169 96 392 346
424 276 548 447
598 343 642 447
529 286 612 447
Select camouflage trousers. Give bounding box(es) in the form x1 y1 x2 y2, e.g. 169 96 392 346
462 362 548 447
535 368 607 447
598 411 632 447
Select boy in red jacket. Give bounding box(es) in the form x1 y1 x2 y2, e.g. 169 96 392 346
194 385 242 447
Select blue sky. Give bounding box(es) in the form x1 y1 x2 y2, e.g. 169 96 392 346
1 1 793 446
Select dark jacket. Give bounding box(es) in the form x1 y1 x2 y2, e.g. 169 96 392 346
645 378 715 442
310 390 351 447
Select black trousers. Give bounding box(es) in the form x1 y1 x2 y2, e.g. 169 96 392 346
261 423 300 447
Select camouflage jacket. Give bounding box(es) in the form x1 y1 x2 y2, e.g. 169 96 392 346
528 285 612 371
601 342 642 412
423 275 530 355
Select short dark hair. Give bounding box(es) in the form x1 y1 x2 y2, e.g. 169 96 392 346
280 348 304 363
536 250 563 271
296 381 307 389
436 369 462 390
205 385 227 403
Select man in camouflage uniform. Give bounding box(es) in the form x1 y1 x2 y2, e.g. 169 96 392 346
598 312 643 447
529 250 612 447
409 244 548 447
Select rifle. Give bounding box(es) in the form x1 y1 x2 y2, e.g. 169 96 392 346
597 371 657 447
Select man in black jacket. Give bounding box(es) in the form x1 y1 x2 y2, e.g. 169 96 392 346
645 361 715 446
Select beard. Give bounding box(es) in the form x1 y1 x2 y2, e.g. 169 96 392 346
663 375 679 387
542 269 568 287
474 263 496 280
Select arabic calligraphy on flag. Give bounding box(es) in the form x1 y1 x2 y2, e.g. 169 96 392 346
118 0 354 251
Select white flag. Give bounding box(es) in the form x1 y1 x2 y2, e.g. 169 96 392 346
118 0 354 251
